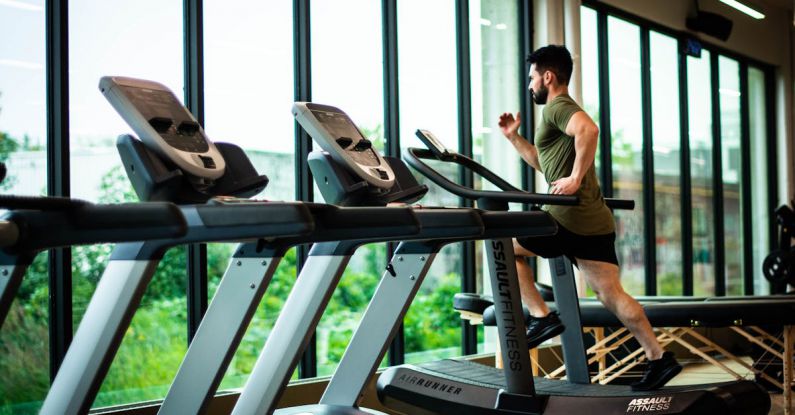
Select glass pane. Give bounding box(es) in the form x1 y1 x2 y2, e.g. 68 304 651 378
0 4 47 409
607 17 644 295
748 67 770 295
311 0 384 151
580 6 601 175
649 31 682 295
203 0 299 389
204 0 295 199
399 0 463 363
68 0 186 407
310 0 385 377
688 50 715 296
718 56 743 295
470 0 521 355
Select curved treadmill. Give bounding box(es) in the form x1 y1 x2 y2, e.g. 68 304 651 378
373 138 771 415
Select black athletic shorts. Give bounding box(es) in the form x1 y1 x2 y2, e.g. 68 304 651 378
516 220 619 267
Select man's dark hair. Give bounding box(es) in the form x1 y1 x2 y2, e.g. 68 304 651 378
527 45 573 85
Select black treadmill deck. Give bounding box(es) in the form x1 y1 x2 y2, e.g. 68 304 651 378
378 359 771 414
417 359 719 396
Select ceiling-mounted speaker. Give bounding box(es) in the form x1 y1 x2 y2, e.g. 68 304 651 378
686 10 733 41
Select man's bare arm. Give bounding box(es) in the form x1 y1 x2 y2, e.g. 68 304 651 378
550 111 599 195
498 112 541 171
507 134 541 171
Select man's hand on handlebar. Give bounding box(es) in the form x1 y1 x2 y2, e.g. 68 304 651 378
550 176 581 195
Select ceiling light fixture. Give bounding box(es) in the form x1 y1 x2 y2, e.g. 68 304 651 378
719 0 765 19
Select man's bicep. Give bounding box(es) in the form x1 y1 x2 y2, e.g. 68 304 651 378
564 111 596 137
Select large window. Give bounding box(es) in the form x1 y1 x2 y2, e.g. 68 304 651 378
607 16 644 295
649 31 682 295
0 0 47 412
582 3 776 297
203 0 298 390
718 56 743 295
399 0 463 363
688 51 715 296
310 0 388 376
580 6 601 175
68 0 186 408
748 67 770 295
470 0 523 352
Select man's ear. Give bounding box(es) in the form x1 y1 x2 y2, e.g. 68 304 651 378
543 70 554 86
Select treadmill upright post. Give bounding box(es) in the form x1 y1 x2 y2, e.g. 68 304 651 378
484 237 535 396
40 244 162 415
158 242 285 414
321 242 439 406
232 241 354 415
549 256 589 384
0 253 33 329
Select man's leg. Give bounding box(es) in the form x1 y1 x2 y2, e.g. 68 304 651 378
576 258 663 361
512 238 551 317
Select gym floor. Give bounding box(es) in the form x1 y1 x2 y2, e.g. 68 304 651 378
668 358 791 413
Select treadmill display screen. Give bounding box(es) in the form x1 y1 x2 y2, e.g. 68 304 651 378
310 109 365 144
121 85 209 153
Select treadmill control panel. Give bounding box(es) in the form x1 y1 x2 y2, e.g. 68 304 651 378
293 102 394 189
100 76 226 180
415 129 454 160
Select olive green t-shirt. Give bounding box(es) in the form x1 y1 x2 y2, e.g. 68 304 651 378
535 94 614 235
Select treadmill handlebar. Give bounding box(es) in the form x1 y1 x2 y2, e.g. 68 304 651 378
404 148 634 211
1 200 188 252
404 148 577 206
0 195 90 211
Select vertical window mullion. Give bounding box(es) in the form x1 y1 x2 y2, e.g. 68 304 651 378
710 52 726 296
640 28 656 296
45 0 72 380
455 0 476 356
678 40 694 296
765 67 782 293
596 11 612 197
520 0 534 194
382 0 406 366
739 62 753 295
294 0 317 379
183 0 208 344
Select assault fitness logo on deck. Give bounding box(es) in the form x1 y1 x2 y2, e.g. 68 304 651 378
626 396 673 412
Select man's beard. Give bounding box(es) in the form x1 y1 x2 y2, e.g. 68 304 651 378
531 85 549 105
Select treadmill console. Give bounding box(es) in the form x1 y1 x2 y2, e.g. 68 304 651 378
415 129 454 160
293 102 394 189
100 76 226 180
